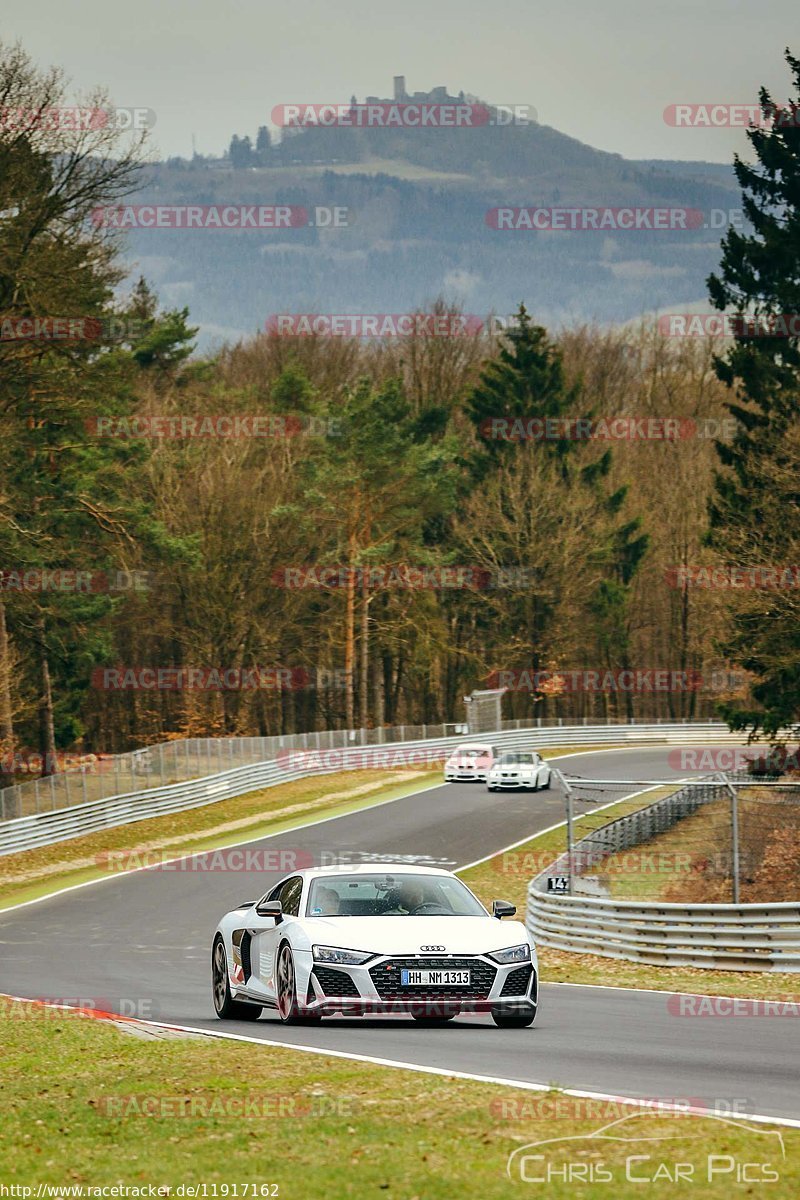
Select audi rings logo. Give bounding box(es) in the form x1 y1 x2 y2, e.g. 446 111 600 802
420 945 446 952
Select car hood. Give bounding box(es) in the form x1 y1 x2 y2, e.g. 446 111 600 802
301 914 528 955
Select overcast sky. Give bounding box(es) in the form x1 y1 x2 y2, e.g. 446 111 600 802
8 0 800 162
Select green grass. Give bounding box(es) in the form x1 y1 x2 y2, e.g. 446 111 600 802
1 1002 797 1197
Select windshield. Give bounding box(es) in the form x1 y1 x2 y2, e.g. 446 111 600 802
497 752 534 765
306 873 488 917
454 747 490 759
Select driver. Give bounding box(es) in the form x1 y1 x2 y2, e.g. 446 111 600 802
315 886 340 916
397 882 426 913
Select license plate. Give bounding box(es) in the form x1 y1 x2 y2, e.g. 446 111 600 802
401 969 471 986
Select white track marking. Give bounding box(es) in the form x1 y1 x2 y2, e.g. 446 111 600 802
1 993 795 1130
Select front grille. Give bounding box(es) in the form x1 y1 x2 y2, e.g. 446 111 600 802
370 957 497 1001
313 967 361 997
500 964 533 997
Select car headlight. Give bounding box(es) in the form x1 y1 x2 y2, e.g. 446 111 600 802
488 944 531 964
312 945 374 965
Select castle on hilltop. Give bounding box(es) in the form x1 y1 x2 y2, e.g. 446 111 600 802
363 77 468 106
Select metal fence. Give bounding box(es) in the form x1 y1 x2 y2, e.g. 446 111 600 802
527 776 800 970
0 721 764 856
0 717 759 823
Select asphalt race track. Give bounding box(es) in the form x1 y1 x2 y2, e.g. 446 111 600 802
1 747 797 1122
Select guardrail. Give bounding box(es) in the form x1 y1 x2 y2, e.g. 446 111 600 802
0 721 762 858
526 776 800 971
0 718 758 823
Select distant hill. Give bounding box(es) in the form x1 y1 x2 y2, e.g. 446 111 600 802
121 89 742 348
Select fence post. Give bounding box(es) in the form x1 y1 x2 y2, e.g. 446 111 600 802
718 773 741 904
553 767 575 896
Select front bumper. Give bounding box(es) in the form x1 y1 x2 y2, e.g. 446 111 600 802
306 954 537 1016
489 774 535 788
445 769 488 781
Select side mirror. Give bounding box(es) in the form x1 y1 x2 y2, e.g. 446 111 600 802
255 899 283 922
492 899 517 919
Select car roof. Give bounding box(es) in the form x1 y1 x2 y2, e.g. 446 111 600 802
450 742 496 750
289 863 456 881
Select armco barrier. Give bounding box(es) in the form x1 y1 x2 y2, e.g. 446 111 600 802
526 776 800 971
0 721 761 857
0 717 759 822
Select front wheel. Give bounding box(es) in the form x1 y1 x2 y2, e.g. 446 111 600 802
491 1006 536 1028
212 936 262 1021
541 771 552 790
276 943 321 1024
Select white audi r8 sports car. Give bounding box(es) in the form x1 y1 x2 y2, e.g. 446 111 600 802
212 864 537 1028
487 751 552 792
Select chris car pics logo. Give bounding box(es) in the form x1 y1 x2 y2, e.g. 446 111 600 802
506 1112 784 1185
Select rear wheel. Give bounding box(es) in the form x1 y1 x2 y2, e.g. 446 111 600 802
542 771 552 789
212 936 262 1021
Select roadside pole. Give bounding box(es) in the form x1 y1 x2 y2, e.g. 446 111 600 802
553 767 575 895
718 772 740 904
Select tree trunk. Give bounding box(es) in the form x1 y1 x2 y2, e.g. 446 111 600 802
382 650 394 725
36 614 57 777
359 580 370 726
344 538 356 729
0 598 15 789
373 653 385 728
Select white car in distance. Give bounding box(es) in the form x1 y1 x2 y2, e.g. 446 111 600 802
443 743 499 782
487 751 552 792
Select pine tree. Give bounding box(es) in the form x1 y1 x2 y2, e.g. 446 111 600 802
706 48 800 738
